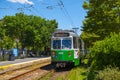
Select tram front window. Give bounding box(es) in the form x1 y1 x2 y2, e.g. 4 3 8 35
53 40 61 49
62 38 72 49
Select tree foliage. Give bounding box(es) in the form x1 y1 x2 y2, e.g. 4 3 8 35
96 66 120 80
89 33 120 70
0 13 58 50
80 31 100 49
81 0 120 48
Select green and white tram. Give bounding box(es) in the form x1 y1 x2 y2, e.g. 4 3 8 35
51 30 80 67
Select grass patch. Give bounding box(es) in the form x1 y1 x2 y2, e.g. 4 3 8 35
40 66 88 80
40 67 88 80
55 59 89 80
40 59 89 80
56 76 63 80
65 59 88 80
66 67 87 80
39 72 53 80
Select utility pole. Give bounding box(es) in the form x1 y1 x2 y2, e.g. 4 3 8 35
72 27 79 34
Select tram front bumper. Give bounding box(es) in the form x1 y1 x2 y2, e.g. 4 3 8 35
51 60 74 66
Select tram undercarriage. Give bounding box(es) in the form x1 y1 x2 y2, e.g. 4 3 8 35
51 61 74 68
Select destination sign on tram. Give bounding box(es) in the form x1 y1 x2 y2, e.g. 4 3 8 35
54 33 69 37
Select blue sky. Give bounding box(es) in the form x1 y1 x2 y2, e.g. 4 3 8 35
0 0 86 34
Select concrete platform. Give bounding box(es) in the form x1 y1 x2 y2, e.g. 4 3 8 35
0 57 51 67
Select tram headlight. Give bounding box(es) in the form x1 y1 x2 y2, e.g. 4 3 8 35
68 51 72 56
52 51 56 56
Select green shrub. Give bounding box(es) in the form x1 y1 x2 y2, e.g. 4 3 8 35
86 67 96 80
96 66 120 80
89 33 120 70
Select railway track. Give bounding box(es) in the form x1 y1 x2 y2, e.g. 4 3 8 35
0 58 50 75
40 66 73 80
9 65 54 80
0 58 73 80
0 59 53 80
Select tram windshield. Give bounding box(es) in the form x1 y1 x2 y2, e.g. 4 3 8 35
52 38 72 49
53 40 61 49
62 38 72 49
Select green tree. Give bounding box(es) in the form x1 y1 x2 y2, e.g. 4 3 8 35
89 33 120 70
80 31 99 49
0 20 13 49
2 13 58 51
82 0 120 41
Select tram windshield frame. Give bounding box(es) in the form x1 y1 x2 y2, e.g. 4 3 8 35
52 38 72 50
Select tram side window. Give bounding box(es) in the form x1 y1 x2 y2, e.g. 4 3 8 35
73 37 77 49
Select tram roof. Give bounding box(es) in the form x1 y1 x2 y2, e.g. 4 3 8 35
55 29 74 33
52 30 78 37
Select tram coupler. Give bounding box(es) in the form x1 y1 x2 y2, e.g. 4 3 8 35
56 63 66 68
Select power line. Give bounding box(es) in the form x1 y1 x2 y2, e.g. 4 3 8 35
17 8 24 13
1 0 44 18
57 0 76 28
46 4 60 10
23 5 37 15
13 0 42 16
30 5 45 17
39 1 50 6
16 5 39 17
57 0 80 35
45 0 76 29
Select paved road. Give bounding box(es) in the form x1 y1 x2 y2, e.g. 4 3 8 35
0 56 50 66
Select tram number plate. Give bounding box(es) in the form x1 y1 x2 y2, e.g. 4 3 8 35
59 52 63 54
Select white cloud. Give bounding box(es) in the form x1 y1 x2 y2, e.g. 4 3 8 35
7 0 34 5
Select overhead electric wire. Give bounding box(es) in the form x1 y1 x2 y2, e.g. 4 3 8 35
12 0 37 16
39 1 50 6
1 0 45 19
15 3 43 17
45 0 76 28
22 5 38 15
57 0 76 28
30 5 45 17
0 1 17 16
